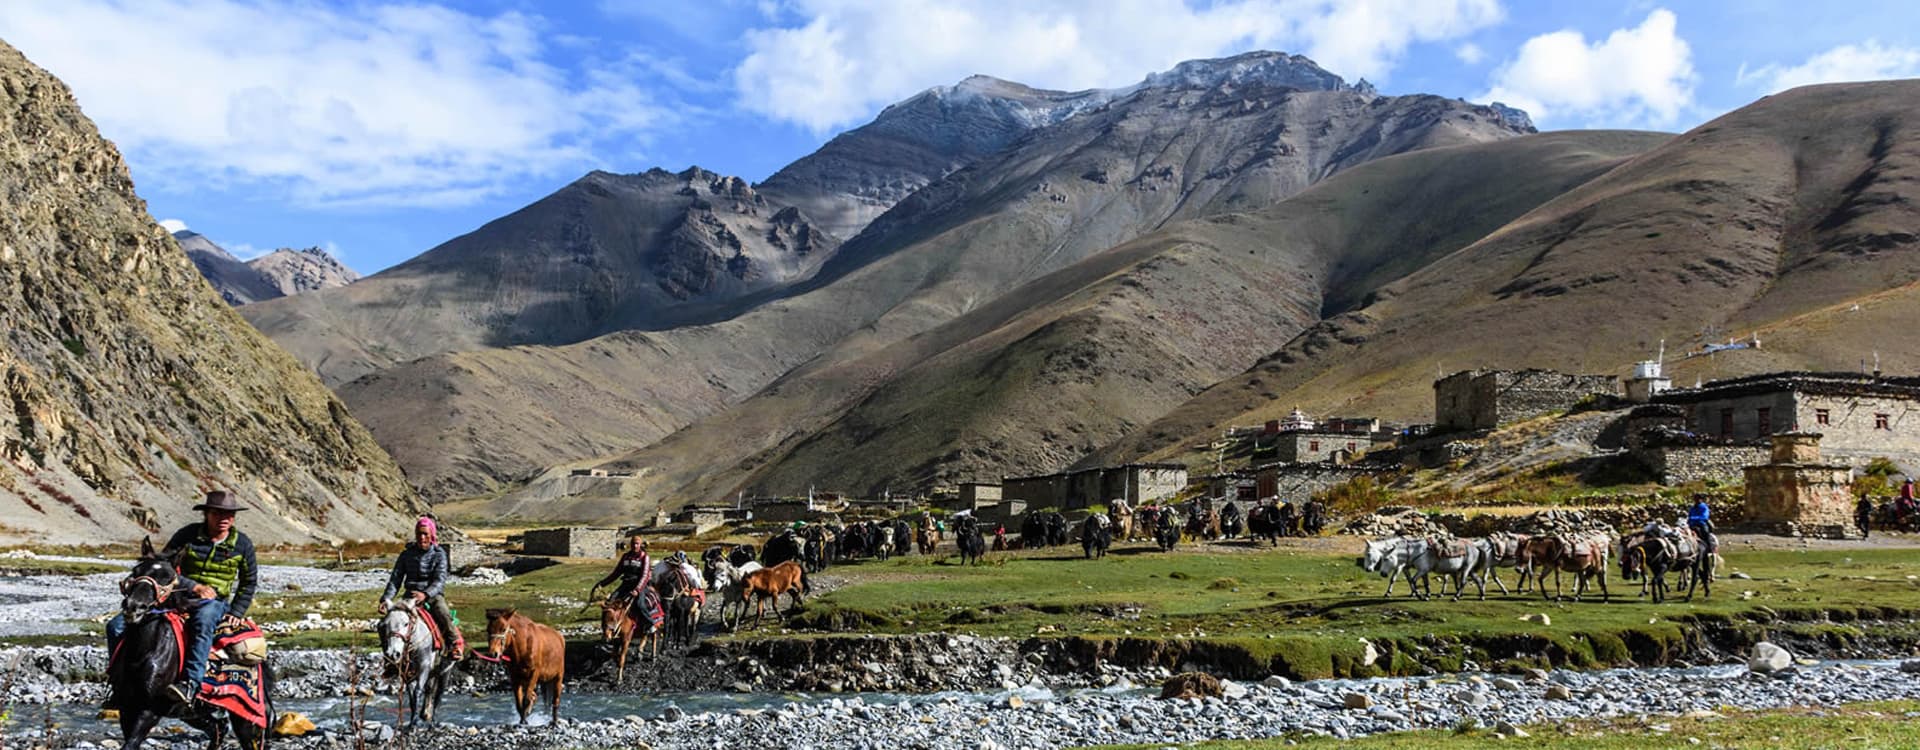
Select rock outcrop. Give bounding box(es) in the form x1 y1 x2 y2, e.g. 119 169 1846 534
0 41 423 544
246 246 358 297
179 231 357 305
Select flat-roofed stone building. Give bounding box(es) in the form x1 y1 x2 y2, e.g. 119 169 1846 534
1656 372 1920 472
1434 369 1619 433
1002 463 1188 510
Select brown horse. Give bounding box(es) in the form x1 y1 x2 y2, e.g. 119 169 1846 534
599 598 659 683
1524 532 1612 602
742 560 806 628
1481 531 1532 594
483 608 564 726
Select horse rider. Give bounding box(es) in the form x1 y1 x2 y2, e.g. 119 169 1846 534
106 490 258 706
1897 478 1919 523
593 534 654 608
1687 495 1715 552
377 516 465 659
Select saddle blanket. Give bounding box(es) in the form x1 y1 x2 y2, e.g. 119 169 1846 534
615 590 665 629
172 613 269 728
1429 537 1469 559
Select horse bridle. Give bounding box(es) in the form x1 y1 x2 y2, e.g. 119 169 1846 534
120 568 178 606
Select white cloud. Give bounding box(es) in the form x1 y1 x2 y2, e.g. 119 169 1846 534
1736 41 1920 94
158 218 189 233
0 1 675 208
1481 8 1695 128
733 0 1504 132
1455 42 1485 65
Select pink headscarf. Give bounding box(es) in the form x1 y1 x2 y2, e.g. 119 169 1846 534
415 516 438 546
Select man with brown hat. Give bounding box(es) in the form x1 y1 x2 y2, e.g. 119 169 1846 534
105 489 258 706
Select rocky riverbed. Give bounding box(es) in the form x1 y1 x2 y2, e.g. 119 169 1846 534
9 657 1920 749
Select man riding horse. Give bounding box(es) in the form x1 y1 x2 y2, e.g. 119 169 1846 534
105 490 258 707
1687 495 1716 554
377 516 465 659
591 534 662 634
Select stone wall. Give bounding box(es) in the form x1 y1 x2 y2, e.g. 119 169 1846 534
1255 463 1383 501
1634 443 1770 485
1796 393 1920 472
1005 464 1189 510
1434 369 1618 433
522 527 620 558
1343 500 1747 537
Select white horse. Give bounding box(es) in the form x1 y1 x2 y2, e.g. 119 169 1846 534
379 597 452 726
1360 536 1490 601
704 559 762 630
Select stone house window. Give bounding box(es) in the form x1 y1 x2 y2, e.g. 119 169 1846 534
1720 409 1734 436
1877 413 1891 430
1757 408 1771 434
1816 408 1830 426
1308 440 1320 452
1346 442 1357 451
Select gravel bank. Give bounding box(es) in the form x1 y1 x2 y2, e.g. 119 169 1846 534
8 659 1920 749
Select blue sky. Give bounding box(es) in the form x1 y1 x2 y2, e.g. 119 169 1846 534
3 0 1917 273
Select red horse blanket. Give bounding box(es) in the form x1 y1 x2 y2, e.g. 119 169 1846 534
175 613 269 727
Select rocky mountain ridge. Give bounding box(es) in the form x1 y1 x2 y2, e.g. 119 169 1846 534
404 63 1538 513
179 231 358 305
0 41 424 544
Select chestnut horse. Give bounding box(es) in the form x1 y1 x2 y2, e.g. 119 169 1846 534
1523 532 1612 602
483 608 564 725
599 598 659 684
742 560 807 628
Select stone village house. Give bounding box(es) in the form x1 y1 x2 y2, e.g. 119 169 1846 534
1653 372 1920 473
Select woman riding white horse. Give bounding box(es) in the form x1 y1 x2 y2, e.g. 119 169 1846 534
380 596 452 726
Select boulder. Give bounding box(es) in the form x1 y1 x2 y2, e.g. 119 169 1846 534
1544 685 1573 701
1343 692 1373 710
270 712 317 737
1748 642 1792 674
1900 660 1920 674
1159 672 1223 700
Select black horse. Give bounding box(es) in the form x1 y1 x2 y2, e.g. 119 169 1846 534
954 516 987 565
727 544 757 568
112 538 272 750
1081 516 1112 559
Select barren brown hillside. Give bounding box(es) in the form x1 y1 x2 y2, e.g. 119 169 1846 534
448 130 1661 521
366 69 1532 505
1087 81 1920 469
